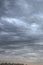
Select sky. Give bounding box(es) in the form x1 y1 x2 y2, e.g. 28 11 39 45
0 0 43 63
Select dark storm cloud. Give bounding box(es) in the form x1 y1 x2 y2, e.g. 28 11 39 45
0 14 43 44
0 0 43 45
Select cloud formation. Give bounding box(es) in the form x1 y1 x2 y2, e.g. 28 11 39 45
0 0 43 63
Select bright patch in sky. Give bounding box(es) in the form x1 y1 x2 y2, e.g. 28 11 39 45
31 23 39 33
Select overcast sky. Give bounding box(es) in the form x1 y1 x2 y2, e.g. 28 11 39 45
0 0 43 63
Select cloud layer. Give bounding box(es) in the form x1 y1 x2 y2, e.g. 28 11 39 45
0 0 43 63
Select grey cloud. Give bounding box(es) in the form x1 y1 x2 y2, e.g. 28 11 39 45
0 15 43 43
0 0 43 63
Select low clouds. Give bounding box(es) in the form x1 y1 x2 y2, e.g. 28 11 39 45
0 0 43 63
0 15 43 43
